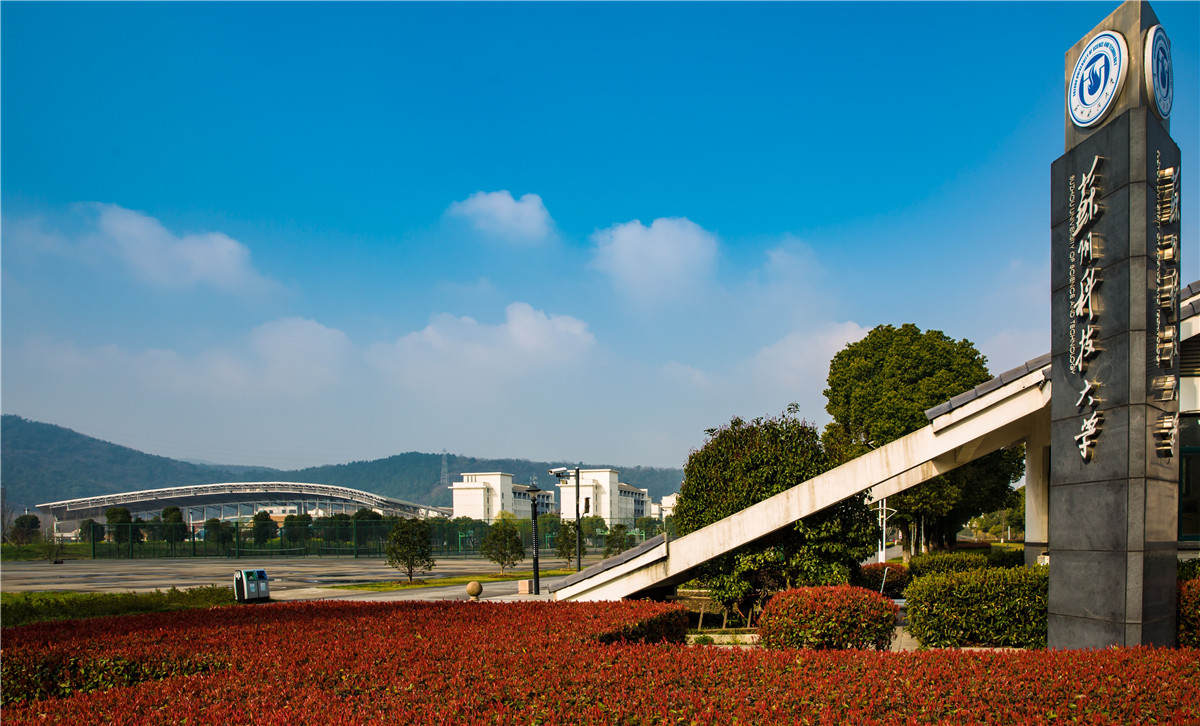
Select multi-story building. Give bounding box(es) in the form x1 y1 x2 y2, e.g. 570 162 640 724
449 472 555 523
555 469 651 527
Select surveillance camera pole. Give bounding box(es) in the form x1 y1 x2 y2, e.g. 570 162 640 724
574 466 581 572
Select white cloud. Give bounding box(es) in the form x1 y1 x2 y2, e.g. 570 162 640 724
590 217 718 305
660 361 712 389
20 317 351 399
745 321 870 402
86 204 275 292
445 190 554 244
365 302 595 395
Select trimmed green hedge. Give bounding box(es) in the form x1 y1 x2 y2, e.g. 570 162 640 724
908 552 988 578
986 547 1026 569
905 565 1048 649
856 562 909 599
1179 558 1200 582
757 586 898 651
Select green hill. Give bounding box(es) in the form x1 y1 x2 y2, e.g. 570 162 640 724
0 415 682 511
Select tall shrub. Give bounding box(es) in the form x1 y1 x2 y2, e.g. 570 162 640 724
1180 578 1200 648
757 586 897 651
905 565 1048 648
908 552 988 578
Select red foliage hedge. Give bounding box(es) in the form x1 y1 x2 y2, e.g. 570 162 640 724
3 599 1198 724
758 585 899 651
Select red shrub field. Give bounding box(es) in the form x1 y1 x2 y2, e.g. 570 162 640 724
3 599 1198 725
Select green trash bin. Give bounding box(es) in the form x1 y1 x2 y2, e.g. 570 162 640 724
234 569 269 603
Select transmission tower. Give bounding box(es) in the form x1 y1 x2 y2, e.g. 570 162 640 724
440 450 449 490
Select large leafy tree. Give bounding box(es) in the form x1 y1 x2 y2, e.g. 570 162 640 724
161 506 187 553
675 405 877 617
480 518 525 574
251 510 277 546
604 523 633 557
78 518 100 543
385 517 436 583
556 520 584 567
11 513 41 544
204 517 233 550
823 323 1025 552
106 507 133 545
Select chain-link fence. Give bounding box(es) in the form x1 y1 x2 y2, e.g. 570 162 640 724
77 516 671 560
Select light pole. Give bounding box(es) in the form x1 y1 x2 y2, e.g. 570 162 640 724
526 480 542 595
877 498 897 563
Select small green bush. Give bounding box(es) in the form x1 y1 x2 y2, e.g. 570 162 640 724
2 651 225 706
986 547 1026 569
908 552 988 578
1180 578 1200 648
1179 558 1200 582
905 565 1047 649
757 586 898 651
0 585 234 628
856 562 910 599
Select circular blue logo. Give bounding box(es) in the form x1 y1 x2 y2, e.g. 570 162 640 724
1144 25 1173 120
1069 30 1128 128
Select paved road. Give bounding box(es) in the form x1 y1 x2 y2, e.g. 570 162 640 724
0 557 586 602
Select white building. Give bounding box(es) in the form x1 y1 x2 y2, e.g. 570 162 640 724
659 493 678 519
449 472 556 522
555 469 650 527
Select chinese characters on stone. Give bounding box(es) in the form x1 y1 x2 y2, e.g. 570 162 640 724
1154 158 1181 455
1072 155 1104 461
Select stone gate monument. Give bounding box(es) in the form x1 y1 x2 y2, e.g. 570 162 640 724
1049 0 1181 648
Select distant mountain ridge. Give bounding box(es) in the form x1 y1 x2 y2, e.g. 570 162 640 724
0 415 683 512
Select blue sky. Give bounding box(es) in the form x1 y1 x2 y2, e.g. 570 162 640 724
3 2 1197 471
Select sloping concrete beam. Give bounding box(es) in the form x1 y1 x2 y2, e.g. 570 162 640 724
555 367 1051 602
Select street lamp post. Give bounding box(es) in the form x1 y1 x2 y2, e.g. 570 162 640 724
877 498 897 563
527 480 542 595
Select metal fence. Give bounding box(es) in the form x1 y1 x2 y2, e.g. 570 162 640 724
79 518 671 560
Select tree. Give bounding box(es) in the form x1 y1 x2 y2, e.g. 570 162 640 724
385 518 436 583
283 513 313 543
635 516 660 537
318 513 353 542
106 507 133 545
676 405 878 618
537 512 561 549
480 518 524 574
823 323 1025 553
352 508 383 546
251 510 277 546
1 487 16 544
604 523 633 557
579 515 606 542
78 518 100 543
12 513 41 544
204 517 233 550
556 520 584 566
162 506 187 553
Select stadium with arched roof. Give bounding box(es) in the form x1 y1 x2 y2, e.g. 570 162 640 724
37 482 450 528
